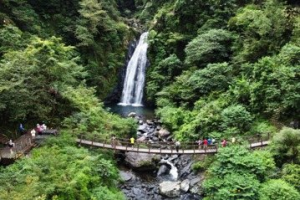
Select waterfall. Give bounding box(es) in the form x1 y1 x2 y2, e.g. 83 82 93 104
165 160 178 181
159 159 179 181
119 32 149 107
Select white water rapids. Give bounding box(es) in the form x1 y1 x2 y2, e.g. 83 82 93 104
119 32 149 107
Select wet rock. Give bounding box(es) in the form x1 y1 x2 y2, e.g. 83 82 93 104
119 170 133 182
180 161 193 178
181 193 202 200
137 136 147 143
138 124 148 133
180 179 190 192
190 184 203 195
157 164 170 176
146 120 154 125
190 177 202 187
128 112 136 117
159 181 181 197
125 152 160 171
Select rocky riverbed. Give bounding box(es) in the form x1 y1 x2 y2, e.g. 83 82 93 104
118 113 205 200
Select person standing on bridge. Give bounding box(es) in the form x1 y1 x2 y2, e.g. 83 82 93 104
130 137 135 149
111 135 116 148
8 139 15 154
203 138 208 150
222 139 227 147
175 140 181 153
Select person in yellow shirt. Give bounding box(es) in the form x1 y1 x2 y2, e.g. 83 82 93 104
130 137 135 149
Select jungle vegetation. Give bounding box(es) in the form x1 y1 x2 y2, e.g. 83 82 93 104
0 0 299 199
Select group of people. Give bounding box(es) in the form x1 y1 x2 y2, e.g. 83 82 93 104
109 135 237 153
30 123 47 137
197 137 236 149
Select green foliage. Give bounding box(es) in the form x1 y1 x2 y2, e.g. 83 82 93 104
192 156 215 172
259 179 300 200
0 36 85 122
185 29 235 67
282 164 300 191
271 127 300 166
203 146 275 200
221 104 253 133
204 172 260 200
0 135 124 200
229 0 289 62
62 85 136 138
147 54 183 100
187 63 232 100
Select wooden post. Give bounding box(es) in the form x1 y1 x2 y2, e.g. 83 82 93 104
103 137 107 148
148 143 151 153
125 142 128 151
137 142 139 152
193 143 195 154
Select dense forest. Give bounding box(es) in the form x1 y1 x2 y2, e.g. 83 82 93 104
0 0 299 199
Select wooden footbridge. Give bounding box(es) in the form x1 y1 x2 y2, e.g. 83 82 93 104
0 129 58 163
0 133 34 162
77 135 270 155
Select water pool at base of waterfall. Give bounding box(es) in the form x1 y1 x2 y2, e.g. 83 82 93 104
106 104 155 119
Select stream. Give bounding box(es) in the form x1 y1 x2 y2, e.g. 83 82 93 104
107 105 203 200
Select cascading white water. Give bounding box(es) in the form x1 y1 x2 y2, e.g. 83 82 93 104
159 159 178 181
164 160 178 181
119 32 149 107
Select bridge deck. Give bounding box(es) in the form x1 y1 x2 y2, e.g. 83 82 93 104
77 139 270 154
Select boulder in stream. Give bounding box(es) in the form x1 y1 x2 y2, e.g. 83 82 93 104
180 179 190 192
159 181 181 197
158 128 171 138
125 152 160 171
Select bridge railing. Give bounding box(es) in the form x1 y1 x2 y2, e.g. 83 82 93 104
78 132 272 153
78 134 221 153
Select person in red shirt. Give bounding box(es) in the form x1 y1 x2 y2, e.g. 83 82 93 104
203 138 208 150
222 139 227 147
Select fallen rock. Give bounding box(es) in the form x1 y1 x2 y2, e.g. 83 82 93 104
180 179 190 192
158 128 171 138
159 181 181 197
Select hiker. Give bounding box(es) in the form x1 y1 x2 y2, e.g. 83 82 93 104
36 124 42 134
41 123 47 132
175 140 181 153
197 139 202 149
130 137 135 149
203 138 208 150
231 137 236 144
222 139 227 147
19 123 26 134
30 129 36 138
8 139 15 154
111 135 116 148
207 138 212 145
